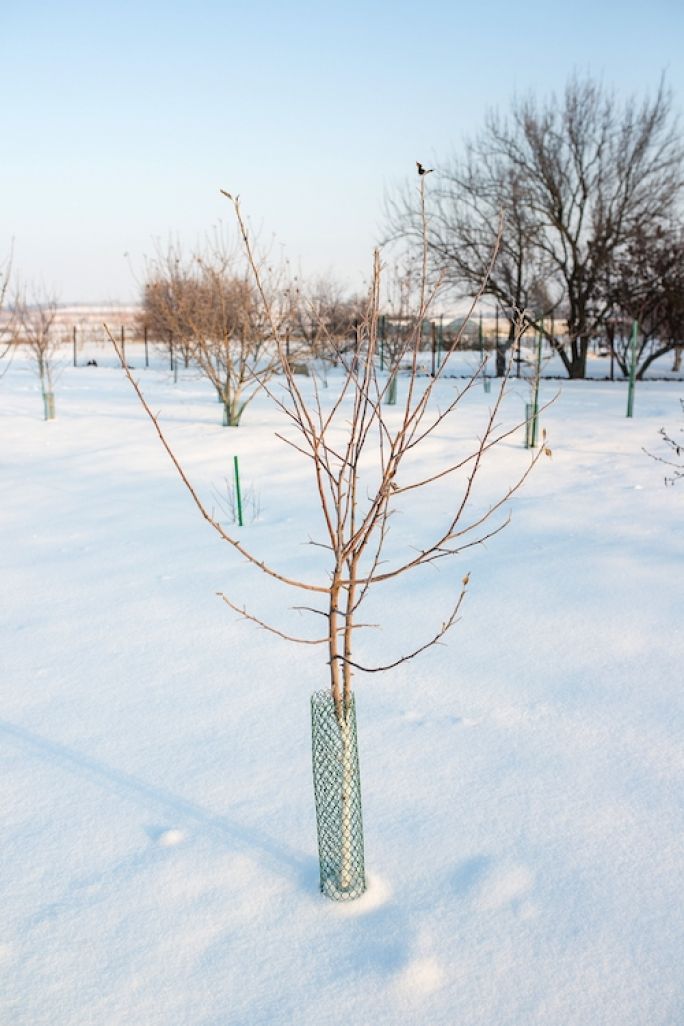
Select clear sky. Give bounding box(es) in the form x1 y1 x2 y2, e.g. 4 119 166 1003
2 0 683 303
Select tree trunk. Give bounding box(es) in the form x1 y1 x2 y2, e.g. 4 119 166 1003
222 398 243 427
496 340 508 377
637 343 675 380
567 337 589 379
338 711 355 891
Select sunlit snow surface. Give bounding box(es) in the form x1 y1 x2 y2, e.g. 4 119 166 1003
2 344 683 1025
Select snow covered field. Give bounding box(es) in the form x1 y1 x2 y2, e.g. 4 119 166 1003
2 348 683 1025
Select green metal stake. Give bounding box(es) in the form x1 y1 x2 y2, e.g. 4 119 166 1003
626 320 638 418
233 455 243 527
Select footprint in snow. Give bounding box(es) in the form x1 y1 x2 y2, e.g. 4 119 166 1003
146 826 185 847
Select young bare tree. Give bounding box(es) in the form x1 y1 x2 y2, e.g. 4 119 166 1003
15 287 60 419
141 237 285 425
291 275 367 369
111 175 547 899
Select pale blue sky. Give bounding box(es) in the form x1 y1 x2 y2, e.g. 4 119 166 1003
3 0 683 302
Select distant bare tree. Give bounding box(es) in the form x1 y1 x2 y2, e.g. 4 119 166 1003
291 276 367 367
0 247 14 374
141 251 202 369
606 221 684 378
141 237 285 426
15 287 60 419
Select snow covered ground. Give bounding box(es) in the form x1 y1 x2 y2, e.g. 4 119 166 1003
2 347 683 1025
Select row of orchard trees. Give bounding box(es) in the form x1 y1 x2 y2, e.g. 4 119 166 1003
388 74 684 379
0 237 420 426
139 237 420 426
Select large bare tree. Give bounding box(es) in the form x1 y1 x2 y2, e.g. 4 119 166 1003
390 76 683 378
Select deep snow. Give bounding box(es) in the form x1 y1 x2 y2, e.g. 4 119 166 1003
1 345 683 1025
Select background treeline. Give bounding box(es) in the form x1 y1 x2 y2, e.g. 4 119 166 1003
5 75 683 391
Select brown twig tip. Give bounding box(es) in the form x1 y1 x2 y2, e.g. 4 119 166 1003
462 573 470 587
219 189 233 200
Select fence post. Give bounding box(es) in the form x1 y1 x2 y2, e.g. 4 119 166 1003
430 321 437 377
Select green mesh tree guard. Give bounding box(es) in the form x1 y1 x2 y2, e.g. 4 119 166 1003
311 690 366 901
42 391 55 421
